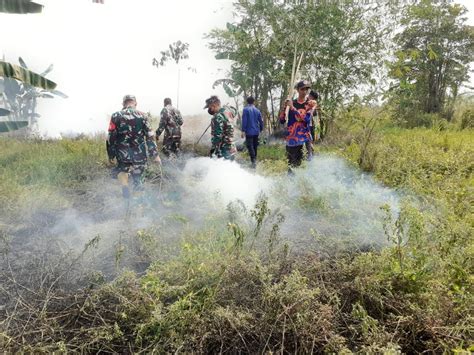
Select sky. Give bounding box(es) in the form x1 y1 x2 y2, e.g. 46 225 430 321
1 0 473 136
1 0 234 136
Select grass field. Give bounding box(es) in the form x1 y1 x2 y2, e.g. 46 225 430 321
0 126 472 353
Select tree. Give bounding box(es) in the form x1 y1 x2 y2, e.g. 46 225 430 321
388 0 474 121
152 41 192 109
207 0 391 134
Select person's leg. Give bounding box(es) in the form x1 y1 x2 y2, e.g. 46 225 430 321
174 139 181 157
117 162 131 199
162 145 170 157
253 135 259 160
305 140 313 161
223 152 235 161
286 145 298 174
295 144 303 167
246 135 257 165
162 137 172 157
131 165 145 192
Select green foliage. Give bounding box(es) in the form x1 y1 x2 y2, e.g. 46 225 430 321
0 135 472 353
1 58 66 133
152 40 189 67
0 137 106 221
388 1 474 121
208 0 392 131
0 0 43 14
460 109 474 130
0 60 56 90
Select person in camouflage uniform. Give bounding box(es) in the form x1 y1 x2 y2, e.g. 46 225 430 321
156 98 183 157
204 95 237 160
107 95 160 198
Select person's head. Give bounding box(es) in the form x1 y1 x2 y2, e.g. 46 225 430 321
164 97 172 106
295 80 311 98
246 96 255 105
308 90 320 101
122 94 137 108
204 95 221 115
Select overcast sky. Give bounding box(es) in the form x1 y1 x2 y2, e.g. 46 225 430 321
1 0 473 136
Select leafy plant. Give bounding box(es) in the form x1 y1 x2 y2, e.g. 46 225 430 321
0 58 67 133
152 41 192 108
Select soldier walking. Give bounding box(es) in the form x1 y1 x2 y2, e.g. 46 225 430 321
204 95 237 160
156 98 183 157
107 95 161 199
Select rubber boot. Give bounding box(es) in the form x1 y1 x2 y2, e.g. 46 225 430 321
118 172 130 199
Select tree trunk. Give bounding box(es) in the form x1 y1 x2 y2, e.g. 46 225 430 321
260 81 270 135
269 89 276 134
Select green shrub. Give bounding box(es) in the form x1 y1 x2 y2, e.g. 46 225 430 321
460 109 474 129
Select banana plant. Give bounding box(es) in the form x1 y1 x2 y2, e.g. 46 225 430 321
0 0 43 14
0 61 57 90
0 58 67 133
1 0 103 13
213 78 243 121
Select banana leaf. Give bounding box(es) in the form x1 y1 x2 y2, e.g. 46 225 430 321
18 57 28 69
0 121 28 132
0 108 12 116
0 61 57 90
0 0 43 14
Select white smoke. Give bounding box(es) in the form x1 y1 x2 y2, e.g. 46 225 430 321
4 153 400 280
180 157 270 207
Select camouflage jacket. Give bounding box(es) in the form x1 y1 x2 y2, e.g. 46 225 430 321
156 105 183 143
211 107 237 159
107 107 158 164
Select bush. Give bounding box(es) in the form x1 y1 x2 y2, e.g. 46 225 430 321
460 109 474 129
0 134 472 353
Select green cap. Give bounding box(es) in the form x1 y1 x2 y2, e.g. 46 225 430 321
122 94 136 103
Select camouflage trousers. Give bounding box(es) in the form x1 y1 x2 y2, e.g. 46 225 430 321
217 149 235 161
162 138 181 157
116 161 146 192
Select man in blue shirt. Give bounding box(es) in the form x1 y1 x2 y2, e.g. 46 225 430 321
241 96 264 168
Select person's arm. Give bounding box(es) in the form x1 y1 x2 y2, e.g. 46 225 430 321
241 107 248 133
258 109 264 132
279 99 295 123
156 108 167 138
211 114 224 156
107 114 118 161
143 115 158 159
175 108 184 126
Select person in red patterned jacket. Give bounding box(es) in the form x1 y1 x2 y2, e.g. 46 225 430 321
279 80 317 174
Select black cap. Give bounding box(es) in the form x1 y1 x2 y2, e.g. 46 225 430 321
295 80 311 90
204 95 220 109
309 90 320 100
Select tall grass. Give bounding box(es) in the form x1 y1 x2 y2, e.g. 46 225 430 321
0 128 473 353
